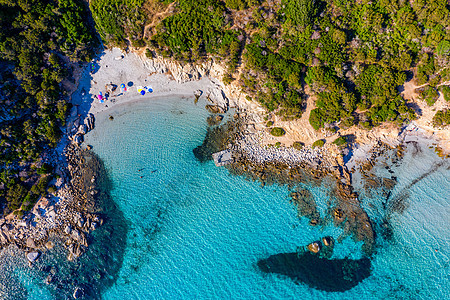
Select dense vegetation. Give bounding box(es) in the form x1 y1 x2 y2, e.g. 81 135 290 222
90 0 450 129
0 0 96 215
432 110 450 127
2 0 449 215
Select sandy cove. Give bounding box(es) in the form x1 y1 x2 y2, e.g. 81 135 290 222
68 47 449 167
1 46 448 263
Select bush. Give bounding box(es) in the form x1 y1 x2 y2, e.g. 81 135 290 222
292 141 305 150
270 127 286 136
222 73 234 85
37 163 52 175
312 139 325 148
333 136 347 147
439 85 450 101
432 109 450 126
48 186 57 194
275 142 281 147
419 86 439 106
132 39 146 48
266 121 274 127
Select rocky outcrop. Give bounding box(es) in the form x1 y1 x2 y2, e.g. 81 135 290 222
84 113 95 132
69 113 95 146
206 88 228 112
27 251 40 262
307 241 321 253
72 133 84 146
139 52 245 110
0 144 104 263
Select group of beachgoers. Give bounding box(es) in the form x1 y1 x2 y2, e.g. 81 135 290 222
89 62 153 104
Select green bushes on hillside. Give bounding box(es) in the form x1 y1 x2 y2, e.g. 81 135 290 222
432 110 450 127
312 139 325 148
270 127 286 137
0 0 97 215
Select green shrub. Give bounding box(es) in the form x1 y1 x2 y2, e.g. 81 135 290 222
266 121 274 127
275 142 281 147
132 39 146 48
420 86 439 106
439 85 450 101
270 127 286 136
333 136 347 147
37 163 52 175
292 141 305 150
432 109 450 126
312 139 325 148
223 73 234 85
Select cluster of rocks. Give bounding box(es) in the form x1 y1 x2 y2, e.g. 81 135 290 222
306 236 335 255
213 114 377 256
60 144 104 260
69 113 95 146
234 131 330 168
0 143 103 267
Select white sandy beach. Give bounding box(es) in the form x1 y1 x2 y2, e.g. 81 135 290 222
67 47 449 169
70 48 226 119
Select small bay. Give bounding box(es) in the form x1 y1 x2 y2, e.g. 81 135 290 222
1 95 447 299
83 96 449 299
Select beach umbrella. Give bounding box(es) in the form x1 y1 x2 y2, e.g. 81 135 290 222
120 83 125 88
147 86 153 93
137 86 144 93
140 90 146 95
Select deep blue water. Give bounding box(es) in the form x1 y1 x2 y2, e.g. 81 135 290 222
0 96 448 299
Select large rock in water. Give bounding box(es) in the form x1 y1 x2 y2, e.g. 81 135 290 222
26 237 36 249
257 252 372 292
78 124 87 135
307 242 321 253
27 251 40 262
205 104 225 114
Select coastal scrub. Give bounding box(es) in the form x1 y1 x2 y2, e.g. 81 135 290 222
270 127 286 137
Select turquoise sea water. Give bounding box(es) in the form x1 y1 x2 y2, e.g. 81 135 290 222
0 96 448 299
84 96 449 299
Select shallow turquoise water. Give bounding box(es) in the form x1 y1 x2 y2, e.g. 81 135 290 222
83 96 449 299
1 96 448 299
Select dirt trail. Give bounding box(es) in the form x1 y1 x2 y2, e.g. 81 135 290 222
143 2 176 38
401 80 450 151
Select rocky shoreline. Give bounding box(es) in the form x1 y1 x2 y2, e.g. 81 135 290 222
1 46 446 267
0 142 105 265
192 107 377 255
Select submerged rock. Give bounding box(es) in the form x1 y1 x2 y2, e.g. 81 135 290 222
258 252 371 292
84 113 95 132
73 287 84 299
205 104 225 114
45 241 55 250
